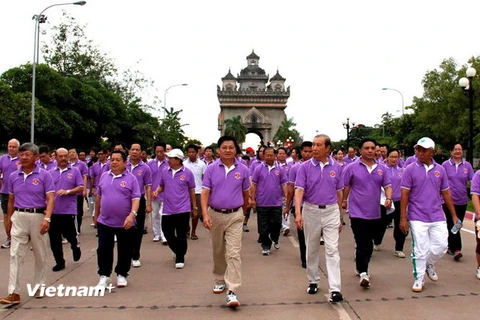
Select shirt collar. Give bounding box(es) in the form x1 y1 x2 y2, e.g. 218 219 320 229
17 164 41 174
168 165 185 172
310 157 333 166
53 164 72 171
448 158 464 165
8 154 18 161
108 169 127 177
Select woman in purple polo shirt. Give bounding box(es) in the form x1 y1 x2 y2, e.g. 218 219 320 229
442 143 474 261
470 170 480 279
153 149 196 269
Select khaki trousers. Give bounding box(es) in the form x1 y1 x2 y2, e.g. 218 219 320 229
9 211 49 294
209 207 243 292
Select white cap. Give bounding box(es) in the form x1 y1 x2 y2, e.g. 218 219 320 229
165 149 184 160
414 137 435 150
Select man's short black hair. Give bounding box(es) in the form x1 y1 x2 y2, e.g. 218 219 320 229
301 141 312 150
187 144 199 152
217 136 237 148
154 142 167 150
38 145 50 154
111 150 127 162
359 138 377 149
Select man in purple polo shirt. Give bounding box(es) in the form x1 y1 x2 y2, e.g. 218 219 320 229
0 138 20 249
400 137 459 293
89 149 110 197
342 138 392 289
470 170 480 280
94 151 140 289
147 142 169 244
343 147 358 165
36 145 57 171
153 149 196 269
294 134 344 303
285 141 313 268
201 136 250 308
68 148 88 234
0 143 54 305
49 148 84 272
250 147 288 256
127 143 152 268
442 143 474 261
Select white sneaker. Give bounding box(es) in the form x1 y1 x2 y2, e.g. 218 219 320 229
273 242 280 250
412 278 424 292
132 260 141 268
395 251 406 258
117 275 128 287
373 244 381 251
476 267 480 280
262 248 270 256
359 272 370 288
426 264 438 282
175 262 185 269
114 235 117 242
213 284 226 294
283 228 290 236
62 238 68 244
226 291 240 308
96 275 111 288
153 236 160 242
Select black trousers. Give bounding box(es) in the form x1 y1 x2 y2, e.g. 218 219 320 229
97 222 135 277
392 201 407 251
132 195 146 260
48 214 78 266
373 205 390 245
292 206 306 264
162 212 190 263
76 194 84 233
443 203 467 252
351 217 383 274
257 206 282 250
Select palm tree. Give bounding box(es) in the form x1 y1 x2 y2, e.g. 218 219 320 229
224 116 248 144
273 117 300 144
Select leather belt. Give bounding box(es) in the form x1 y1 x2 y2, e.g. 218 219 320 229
317 205 326 209
14 207 45 214
210 206 241 214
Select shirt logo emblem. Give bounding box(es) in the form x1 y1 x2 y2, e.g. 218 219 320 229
377 169 383 175
120 181 127 187
463 168 468 174
330 171 336 177
274 170 280 175
434 171 440 177
137 170 142 176
180 175 185 181
32 179 39 185
67 173 73 179
398 173 403 177
234 173 241 179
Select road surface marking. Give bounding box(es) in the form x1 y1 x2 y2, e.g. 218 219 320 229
324 294 353 320
288 235 299 248
461 227 475 235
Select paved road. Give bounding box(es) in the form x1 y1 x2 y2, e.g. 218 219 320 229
0 212 478 320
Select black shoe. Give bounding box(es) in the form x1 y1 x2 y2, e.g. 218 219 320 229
73 247 81 262
329 291 344 303
52 264 65 272
143 229 148 234
301 261 307 269
307 283 318 294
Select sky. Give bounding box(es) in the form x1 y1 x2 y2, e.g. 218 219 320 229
2 0 480 149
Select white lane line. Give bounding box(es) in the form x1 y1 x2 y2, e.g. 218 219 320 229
324 294 353 320
461 228 475 235
288 235 299 248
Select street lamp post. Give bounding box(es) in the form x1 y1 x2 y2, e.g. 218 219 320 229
459 67 476 164
163 83 188 118
30 1 87 143
285 136 294 149
276 140 282 148
342 118 355 149
382 88 405 115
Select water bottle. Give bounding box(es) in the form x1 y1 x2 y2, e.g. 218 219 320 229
451 220 462 234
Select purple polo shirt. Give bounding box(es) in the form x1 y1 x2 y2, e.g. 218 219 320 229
295 157 343 205
90 161 110 189
8 165 55 208
97 170 141 228
148 158 169 201
442 159 474 205
288 159 303 184
276 161 292 176
202 159 250 209
50 165 84 214
0 154 20 194
70 159 88 177
343 160 392 220
36 159 57 171
158 166 195 214
249 159 262 177
127 160 152 195
471 171 480 196
397 158 405 168
404 155 417 167
344 156 358 165
252 163 288 206
386 164 404 202
401 160 449 222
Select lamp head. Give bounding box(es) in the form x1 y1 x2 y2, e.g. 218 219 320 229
74 1 87 5
459 77 469 88
466 67 476 78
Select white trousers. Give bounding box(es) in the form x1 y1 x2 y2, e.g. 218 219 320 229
410 220 448 281
302 202 341 293
152 200 165 239
9 211 49 294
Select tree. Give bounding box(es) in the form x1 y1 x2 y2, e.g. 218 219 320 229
224 116 248 144
273 117 301 145
157 107 189 147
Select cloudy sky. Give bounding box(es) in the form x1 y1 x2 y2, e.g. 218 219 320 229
2 0 480 148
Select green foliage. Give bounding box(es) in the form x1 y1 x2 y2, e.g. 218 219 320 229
224 115 248 144
273 117 302 145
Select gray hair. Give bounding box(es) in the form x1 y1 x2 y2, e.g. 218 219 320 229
8 139 20 147
19 143 39 154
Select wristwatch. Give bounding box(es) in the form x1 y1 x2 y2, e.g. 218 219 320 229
192 207 198 210
44 217 51 223
131 211 137 217
66 190 71 194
